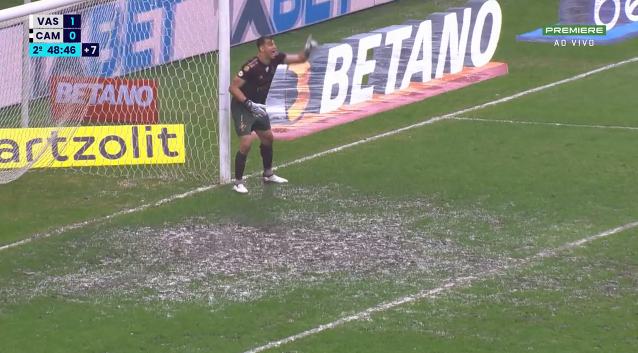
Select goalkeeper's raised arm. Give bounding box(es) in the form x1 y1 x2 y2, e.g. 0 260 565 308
227 35 319 194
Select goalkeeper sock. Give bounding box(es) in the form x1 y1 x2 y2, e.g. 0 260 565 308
235 151 248 182
260 144 273 176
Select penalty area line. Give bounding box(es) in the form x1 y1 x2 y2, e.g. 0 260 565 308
1 56 638 253
452 117 638 131
241 220 638 353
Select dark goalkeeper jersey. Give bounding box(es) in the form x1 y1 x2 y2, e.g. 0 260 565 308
234 52 287 104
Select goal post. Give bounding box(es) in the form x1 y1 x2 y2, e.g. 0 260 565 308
218 0 231 184
0 0 232 185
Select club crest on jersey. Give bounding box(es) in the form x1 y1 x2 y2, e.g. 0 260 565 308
266 67 269 72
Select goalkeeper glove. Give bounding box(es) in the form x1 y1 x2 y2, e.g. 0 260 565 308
304 35 319 59
244 99 268 118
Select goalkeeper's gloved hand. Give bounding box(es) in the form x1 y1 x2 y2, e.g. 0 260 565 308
244 99 268 118
304 35 319 59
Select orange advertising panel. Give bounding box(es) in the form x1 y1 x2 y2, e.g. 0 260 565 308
50 76 159 124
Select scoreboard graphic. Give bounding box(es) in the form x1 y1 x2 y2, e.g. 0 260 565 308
28 14 99 57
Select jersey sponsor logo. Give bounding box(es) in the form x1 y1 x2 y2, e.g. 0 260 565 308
266 0 507 137
0 124 185 169
50 77 159 124
517 0 638 44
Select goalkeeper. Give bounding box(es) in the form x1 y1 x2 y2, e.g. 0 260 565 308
228 35 319 194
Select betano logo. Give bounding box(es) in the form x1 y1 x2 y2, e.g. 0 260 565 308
0 125 185 169
266 0 508 139
55 82 155 107
50 77 159 124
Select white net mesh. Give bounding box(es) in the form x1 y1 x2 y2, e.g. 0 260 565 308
0 0 220 184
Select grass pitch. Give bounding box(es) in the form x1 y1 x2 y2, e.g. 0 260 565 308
2 0 638 352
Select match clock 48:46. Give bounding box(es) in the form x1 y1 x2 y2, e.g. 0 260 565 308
30 43 80 57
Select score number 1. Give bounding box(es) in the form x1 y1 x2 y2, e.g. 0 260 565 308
81 43 100 57
63 14 81 29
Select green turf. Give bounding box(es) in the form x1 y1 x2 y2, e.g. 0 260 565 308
276 230 638 353
2 0 638 352
2 0 637 244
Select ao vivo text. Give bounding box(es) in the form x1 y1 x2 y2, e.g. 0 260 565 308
0 125 185 169
555 39 596 46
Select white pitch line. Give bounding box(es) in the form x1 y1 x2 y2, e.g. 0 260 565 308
2 56 638 253
452 117 638 131
242 220 638 353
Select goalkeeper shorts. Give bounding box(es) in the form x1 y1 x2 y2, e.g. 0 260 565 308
231 101 272 136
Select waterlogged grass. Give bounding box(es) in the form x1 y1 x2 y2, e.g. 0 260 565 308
2 0 638 352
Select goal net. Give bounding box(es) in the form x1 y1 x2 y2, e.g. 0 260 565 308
0 0 231 184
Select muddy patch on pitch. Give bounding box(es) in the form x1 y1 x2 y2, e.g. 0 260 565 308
12 185 516 304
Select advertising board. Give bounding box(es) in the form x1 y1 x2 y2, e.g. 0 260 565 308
0 0 394 110
0 124 185 168
50 77 159 124
517 0 638 45
265 0 509 140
